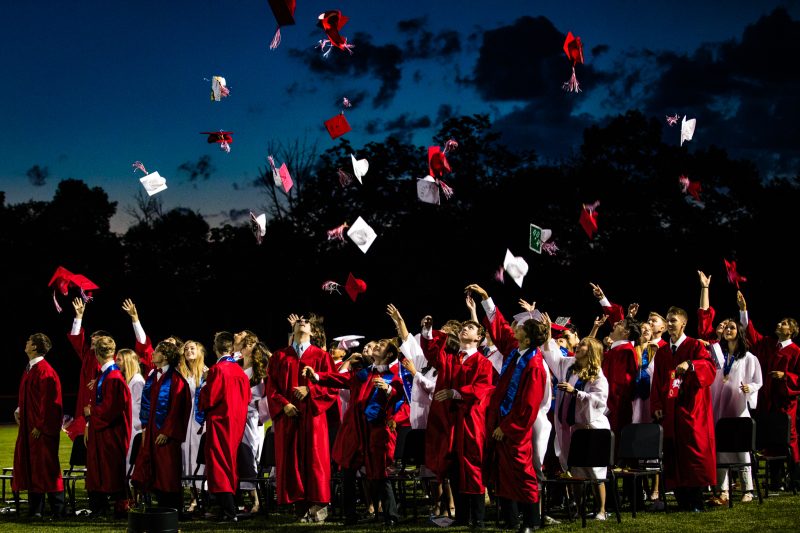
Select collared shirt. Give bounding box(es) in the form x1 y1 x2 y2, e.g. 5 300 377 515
670 333 687 352
293 341 311 359
157 364 170 381
101 360 116 373
778 338 793 349
610 340 631 350
460 346 479 363
27 356 45 370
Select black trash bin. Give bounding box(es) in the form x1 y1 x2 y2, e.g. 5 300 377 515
127 507 179 533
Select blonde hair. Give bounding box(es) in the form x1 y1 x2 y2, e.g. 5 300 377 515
178 340 206 385
116 349 141 384
93 336 116 360
575 337 604 382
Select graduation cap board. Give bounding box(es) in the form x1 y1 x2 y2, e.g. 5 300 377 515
139 171 167 196
48 266 99 313
680 116 696 146
268 0 296 49
333 334 364 350
325 113 351 139
250 212 266 244
210 76 229 101
503 249 528 288
417 176 440 205
350 154 369 183
347 216 377 254
344 273 367 301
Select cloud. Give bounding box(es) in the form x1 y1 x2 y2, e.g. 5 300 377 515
26 164 49 187
227 208 250 222
435 104 455 124
289 33 403 107
362 113 432 137
177 155 215 182
397 17 426 33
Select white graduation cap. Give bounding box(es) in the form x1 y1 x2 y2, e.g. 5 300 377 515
680 116 696 146
417 175 440 205
513 309 544 325
333 334 364 350
250 211 266 244
347 216 377 254
211 76 228 101
139 171 167 196
350 154 369 183
503 249 529 288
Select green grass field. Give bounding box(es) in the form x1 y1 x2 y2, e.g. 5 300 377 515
1 424 799 532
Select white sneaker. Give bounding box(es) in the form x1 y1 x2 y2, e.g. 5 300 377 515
741 493 754 503
544 515 561 525
595 512 607 521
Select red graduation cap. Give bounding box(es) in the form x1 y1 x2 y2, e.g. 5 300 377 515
579 203 599 239
318 10 353 55
724 259 747 289
268 0 296 49
48 266 99 313
324 113 351 139
344 272 367 302
428 146 451 177
562 31 584 93
678 175 702 201
201 131 233 144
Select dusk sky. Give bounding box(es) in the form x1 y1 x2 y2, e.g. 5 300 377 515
2 0 797 233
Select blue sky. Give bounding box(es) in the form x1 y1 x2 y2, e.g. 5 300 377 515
2 0 796 232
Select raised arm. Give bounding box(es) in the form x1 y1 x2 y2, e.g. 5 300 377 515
123 298 153 371
696 271 716 341
588 315 608 339
590 282 625 324
540 314 573 382
737 291 766 348
465 283 518 356
67 297 87 359
387 304 410 341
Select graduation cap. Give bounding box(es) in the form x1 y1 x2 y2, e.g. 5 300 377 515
350 154 369 183
324 113 351 139
250 211 267 244
529 223 553 255
210 76 230 101
562 31 584 93
724 259 747 289
344 273 367 302
513 309 544 325
268 0 296 50
139 171 168 196
318 10 354 56
680 116 696 146
48 266 99 313
201 131 233 153
347 216 377 254
268 155 293 193
550 317 574 333
417 176 441 205
333 334 364 350
678 175 702 201
579 202 599 239
503 249 528 288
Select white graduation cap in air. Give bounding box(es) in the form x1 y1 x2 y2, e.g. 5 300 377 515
350 154 369 183
417 175 440 205
210 76 228 101
333 334 364 350
680 116 696 146
139 171 167 196
347 216 377 254
250 211 267 244
503 249 529 288
513 309 544 325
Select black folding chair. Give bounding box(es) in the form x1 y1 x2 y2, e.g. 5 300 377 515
542 429 621 528
0 467 21 515
388 428 433 518
236 428 276 516
754 412 796 496
126 432 143 500
614 423 664 517
181 433 207 511
62 437 88 515
715 417 762 507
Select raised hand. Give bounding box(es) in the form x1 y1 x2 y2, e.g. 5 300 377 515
627 303 640 318
421 315 433 330
465 294 476 314
541 312 553 343
736 291 747 311
72 297 86 318
518 299 536 313
593 315 608 328
698 270 711 288
386 304 402 324
287 314 300 328
589 282 605 300
122 298 139 321
464 283 489 301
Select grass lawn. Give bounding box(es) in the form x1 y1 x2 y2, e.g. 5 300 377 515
0 424 799 532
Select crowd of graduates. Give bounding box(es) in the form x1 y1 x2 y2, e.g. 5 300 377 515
11 270 800 531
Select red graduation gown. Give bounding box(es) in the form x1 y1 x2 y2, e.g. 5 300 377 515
198 358 250 494
317 366 403 480
422 331 494 494
265 345 336 504
67 327 101 437
419 332 458 481
745 320 800 461
483 307 546 503
13 359 64 493
86 368 131 493
133 369 191 493
135 335 155 374
697 306 717 342
602 342 638 435
601 301 625 325
650 337 716 487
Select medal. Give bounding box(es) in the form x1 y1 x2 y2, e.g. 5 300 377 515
723 375 729 383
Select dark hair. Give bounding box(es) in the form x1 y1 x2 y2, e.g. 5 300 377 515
249 342 270 385
461 320 486 341
521 320 549 348
445 333 460 354
722 320 749 360
307 314 327 349
621 318 641 342
165 335 185 351
29 333 52 356
155 341 182 367
666 306 689 322
381 339 400 365
213 331 234 355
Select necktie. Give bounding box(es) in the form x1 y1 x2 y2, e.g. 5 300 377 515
671 344 677 354
457 351 466 364
156 368 163 381
25 363 31 374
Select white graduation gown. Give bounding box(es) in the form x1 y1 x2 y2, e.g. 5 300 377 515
182 374 205 484
400 335 437 429
127 373 145 469
240 367 265 490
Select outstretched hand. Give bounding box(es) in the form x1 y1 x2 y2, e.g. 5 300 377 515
287 314 300 328
464 284 489 301
589 282 605 300
465 294 476 314
72 297 86 318
386 304 403 324
518 299 536 313
122 298 139 321
421 315 433 330
698 270 711 288
736 291 747 311
627 303 639 319
593 315 608 328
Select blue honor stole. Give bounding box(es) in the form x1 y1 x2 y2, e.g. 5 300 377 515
394 363 413 413
194 355 236 425
141 367 175 430
96 364 120 405
499 348 537 418
358 367 394 422
634 348 652 400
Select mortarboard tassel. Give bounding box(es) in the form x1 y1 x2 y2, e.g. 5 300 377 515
270 27 282 50
563 66 581 93
327 222 349 241
321 281 341 294
52 290 63 313
438 179 454 199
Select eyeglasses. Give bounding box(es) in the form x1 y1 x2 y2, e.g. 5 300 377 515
296 319 309 325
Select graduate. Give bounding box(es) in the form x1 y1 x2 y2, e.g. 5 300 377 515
542 333 611 520
600 317 640 437
197 331 251 522
85 336 132 516
178 340 207 513
266 314 336 522
12 333 65 519
708 320 762 505
468 284 549 533
239 339 269 514
737 291 800 487
650 306 717 512
66 297 105 439
132 341 192 513
631 323 660 423
115 349 144 471
122 299 154 374
304 339 404 526
419 298 494 528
